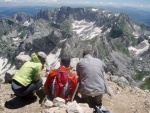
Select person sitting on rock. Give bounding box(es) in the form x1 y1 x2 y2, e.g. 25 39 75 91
76 49 112 112
44 56 78 102
11 52 46 99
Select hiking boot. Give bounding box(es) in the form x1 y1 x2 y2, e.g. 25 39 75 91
10 94 16 98
20 95 38 102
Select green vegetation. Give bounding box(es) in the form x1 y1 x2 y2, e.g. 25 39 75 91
110 26 123 38
99 45 109 59
3 30 9 35
133 70 150 90
0 29 3 37
17 27 23 33
50 23 60 29
115 43 129 56
140 77 150 90
125 33 136 45
84 37 97 45
60 22 71 33
133 70 150 81
7 20 14 25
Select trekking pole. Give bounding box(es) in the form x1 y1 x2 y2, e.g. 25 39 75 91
71 82 79 102
41 95 47 107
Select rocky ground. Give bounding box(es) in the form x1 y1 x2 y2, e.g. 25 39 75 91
0 79 150 113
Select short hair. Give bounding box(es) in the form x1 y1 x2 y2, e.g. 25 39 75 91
83 49 91 57
37 52 46 64
61 56 71 67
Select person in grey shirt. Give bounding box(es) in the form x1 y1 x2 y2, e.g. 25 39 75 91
76 49 111 112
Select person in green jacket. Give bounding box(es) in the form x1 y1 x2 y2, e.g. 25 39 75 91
11 52 46 98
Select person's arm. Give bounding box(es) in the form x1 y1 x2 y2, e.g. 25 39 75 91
103 71 113 97
69 73 78 96
33 64 42 81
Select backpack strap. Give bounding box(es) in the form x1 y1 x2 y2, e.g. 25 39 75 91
57 68 72 77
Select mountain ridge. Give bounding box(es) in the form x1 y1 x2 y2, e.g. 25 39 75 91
0 6 150 90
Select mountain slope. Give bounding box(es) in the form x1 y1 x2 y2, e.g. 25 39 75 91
0 6 150 89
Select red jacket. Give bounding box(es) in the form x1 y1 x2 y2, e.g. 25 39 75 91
44 65 78 97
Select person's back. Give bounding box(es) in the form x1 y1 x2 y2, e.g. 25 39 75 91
13 61 42 87
76 49 109 112
44 57 77 102
12 52 46 98
76 54 107 96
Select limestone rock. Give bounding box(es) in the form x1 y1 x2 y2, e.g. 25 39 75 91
14 54 31 69
4 69 17 83
53 97 65 107
66 101 84 113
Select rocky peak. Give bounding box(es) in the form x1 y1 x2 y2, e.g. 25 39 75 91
12 12 34 26
0 6 150 90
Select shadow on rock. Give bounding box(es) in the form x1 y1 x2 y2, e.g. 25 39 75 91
5 96 37 109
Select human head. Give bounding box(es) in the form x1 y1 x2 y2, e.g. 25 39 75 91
60 56 71 68
37 52 46 65
83 49 92 57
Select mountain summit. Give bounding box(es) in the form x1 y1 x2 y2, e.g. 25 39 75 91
0 6 150 90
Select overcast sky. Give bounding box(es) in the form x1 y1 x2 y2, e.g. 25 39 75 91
0 0 150 10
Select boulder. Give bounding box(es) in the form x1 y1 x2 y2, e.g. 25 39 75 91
53 97 65 107
78 103 93 113
66 101 84 113
4 69 17 83
42 99 53 108
14 54 31 69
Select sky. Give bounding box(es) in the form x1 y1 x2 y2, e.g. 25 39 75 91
0 0 150 10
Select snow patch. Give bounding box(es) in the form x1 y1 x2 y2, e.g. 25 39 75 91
72 20 95 34
23 21 31 26
108 14 111 17
128 40 149 55
72 20 102 40
59 39 66 43
133 24 140 30
102 10 106 13
13 37 19 41
0 58 11 74
47 49 61 69
92 8 98 11
115 13 119 16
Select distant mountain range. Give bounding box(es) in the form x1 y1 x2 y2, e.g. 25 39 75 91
0 6 150 27
0 6 150 89
0 6 53 18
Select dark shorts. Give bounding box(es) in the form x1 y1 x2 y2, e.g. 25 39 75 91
75 94 102 110
12 78 43 97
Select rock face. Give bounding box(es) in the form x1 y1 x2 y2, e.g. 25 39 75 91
4 69 17 83
14 54 31 69
0 6 150 89
12 12 34 25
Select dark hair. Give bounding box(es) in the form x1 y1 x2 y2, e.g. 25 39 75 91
83 49 91 57
61 56 71 67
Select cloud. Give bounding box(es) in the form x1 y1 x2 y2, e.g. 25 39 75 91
74 2 150 8
2 0 13 2
0 0 57 3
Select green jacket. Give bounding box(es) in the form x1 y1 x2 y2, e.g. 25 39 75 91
13 53 42 87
